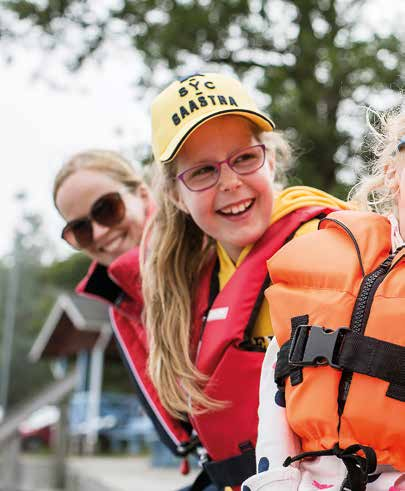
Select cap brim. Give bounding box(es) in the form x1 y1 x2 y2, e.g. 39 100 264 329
160 109 275 163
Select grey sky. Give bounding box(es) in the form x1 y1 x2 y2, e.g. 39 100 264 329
1 45 149 259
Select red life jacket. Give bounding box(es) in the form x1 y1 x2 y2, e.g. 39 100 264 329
77 205 338 490
189 206 337 489
76 248 192 455
267 211 405 482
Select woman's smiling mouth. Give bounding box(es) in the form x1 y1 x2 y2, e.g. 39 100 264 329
98 233 126 253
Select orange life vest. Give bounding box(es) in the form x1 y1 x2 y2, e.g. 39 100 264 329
266 210 405 473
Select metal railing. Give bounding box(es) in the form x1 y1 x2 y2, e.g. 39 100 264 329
0 370 78 491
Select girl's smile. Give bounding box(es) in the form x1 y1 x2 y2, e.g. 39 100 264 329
175 115 275 262
217 198 255 217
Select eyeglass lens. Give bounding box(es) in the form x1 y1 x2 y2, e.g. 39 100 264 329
182 145 264 191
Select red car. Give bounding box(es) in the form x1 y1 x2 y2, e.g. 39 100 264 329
19 406 60 451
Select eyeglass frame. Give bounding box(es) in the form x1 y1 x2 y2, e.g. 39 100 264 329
176 143 266 192
61 189 130 248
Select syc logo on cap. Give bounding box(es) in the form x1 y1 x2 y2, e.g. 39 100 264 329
151 72 275 163
171 74 239 126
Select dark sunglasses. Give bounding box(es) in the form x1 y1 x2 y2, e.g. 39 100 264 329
61 191 127 249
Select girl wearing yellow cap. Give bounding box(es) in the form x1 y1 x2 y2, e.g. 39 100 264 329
143 73 348 491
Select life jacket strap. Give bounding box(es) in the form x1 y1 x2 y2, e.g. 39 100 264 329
276 321 405 402
188 469 215 491
177 433 202 456
202 447 256 488
275 315 308 389
283 443 377 491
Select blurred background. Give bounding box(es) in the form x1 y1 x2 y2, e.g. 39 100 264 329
0 0 404 488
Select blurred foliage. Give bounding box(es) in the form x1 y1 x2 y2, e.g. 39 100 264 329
40 252 90 291
0 193 55 409
0 195 129 411
1 0 404 196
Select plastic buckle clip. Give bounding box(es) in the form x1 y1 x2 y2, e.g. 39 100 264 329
289 324 349 369
177 434 201 456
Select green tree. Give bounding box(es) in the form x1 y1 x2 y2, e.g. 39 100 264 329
40 253 90 292
0 193 55 408
2 0 404 195
0 193 88 407
0 192 133 410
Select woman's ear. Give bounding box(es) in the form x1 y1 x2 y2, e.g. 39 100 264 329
136 183 156 218
136 183 150 200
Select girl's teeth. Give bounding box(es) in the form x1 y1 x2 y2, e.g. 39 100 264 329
221 200 252 215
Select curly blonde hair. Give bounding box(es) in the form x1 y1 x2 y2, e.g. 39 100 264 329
350 106 405 215
141 123 292 419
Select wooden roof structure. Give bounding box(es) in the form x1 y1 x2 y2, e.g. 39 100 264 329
29 294 119 362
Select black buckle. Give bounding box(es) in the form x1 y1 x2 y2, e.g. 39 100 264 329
289 325 349 369
177 434 201 456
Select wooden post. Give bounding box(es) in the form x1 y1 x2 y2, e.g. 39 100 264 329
52 402 69 489
0 371 78 491
84 326 111 454
1 435 20 491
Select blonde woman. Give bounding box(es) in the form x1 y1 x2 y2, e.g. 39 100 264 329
142 73 349 490
243 108 405 491
54 151 196 480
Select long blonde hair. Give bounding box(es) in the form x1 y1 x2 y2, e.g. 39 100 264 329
53 150 143 206
142 125 292 419
350 107 405 214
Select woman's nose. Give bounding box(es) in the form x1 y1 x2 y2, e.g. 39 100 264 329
91 221 110 242
218 163 242 192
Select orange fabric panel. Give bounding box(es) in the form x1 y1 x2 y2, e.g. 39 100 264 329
266 210 405 470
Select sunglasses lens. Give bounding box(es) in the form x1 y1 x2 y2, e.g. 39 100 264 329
61 192 126 250
63 220 93 249
92 192 126 227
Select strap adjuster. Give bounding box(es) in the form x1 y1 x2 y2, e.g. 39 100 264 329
289 325 350 369
177 434 201 456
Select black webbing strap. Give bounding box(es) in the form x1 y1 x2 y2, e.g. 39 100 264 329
188 469 214 491
202 448 256 488
198 259 220 342
283 443 377 491
243 274 271 343
275 315 308 388
290 316 309 385
277 322 405 402
338 331 405 402
274 340 291 388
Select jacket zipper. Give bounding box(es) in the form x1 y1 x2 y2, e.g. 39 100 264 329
319 217 397 417
337 254 395 416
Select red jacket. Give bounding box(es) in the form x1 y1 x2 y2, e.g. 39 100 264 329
189 206 336 490
76 248 191 455
77 205 339 490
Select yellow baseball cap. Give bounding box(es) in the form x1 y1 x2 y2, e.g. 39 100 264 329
151 73 275 163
